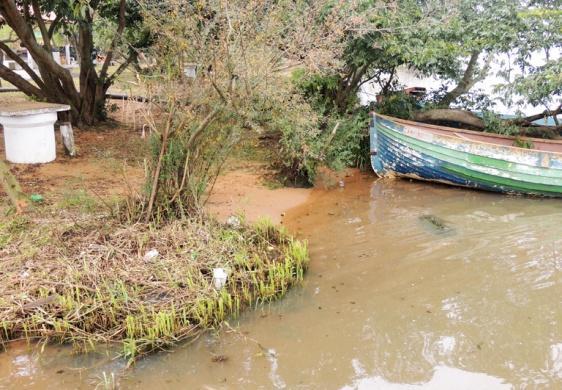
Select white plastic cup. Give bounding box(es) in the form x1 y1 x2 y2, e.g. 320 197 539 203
213 268 228 290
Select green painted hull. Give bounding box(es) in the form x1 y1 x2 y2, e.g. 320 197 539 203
370 114 562 197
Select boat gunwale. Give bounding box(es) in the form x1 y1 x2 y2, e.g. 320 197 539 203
376 122 562 185
375 124 562 196
372 113 562 158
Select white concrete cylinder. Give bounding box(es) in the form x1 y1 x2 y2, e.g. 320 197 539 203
1 112 57 163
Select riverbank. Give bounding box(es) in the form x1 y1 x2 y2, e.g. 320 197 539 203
0 112 313 362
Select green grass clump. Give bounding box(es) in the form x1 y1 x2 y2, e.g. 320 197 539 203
58 189 98 212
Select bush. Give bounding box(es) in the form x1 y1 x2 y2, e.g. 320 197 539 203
273 71 371 185
374 92 419 119
482 110 521 136
324 108 370 171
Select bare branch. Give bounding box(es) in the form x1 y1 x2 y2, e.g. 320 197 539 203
0 41 46 89
104 51 138 90
47 14 63 39
0 63 45 98
510 104 562 126
99 0 127 81
31 0 52 51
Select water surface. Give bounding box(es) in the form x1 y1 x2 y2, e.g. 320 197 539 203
2 177 561 388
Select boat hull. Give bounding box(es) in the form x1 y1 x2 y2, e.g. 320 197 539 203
370 114 562 197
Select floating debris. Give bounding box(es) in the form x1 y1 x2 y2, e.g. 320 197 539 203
418 214 454 234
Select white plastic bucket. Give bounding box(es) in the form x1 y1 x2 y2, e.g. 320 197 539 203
1 112 57 164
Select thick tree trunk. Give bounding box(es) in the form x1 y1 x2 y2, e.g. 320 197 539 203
414 109 485 129
0 0 129 127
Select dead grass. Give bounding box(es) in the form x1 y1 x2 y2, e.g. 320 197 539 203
0 98 310 363
0 205 308 362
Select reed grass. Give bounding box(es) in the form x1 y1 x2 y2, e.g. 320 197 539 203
0 212 308 362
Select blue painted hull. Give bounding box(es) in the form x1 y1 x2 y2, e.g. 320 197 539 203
369 114 562 196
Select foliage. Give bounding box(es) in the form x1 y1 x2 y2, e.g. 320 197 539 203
510 59 562 107
374 92 419 120
482 110 521 136
292 69 351 116
275 106 371 185
305 0 560 119
324 109 371 171
274 68 373 184
136 0 363 218
513 137 534 149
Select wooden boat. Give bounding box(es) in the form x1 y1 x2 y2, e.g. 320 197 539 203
370 113 562 197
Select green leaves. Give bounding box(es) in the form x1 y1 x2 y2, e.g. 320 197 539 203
511 59 562 105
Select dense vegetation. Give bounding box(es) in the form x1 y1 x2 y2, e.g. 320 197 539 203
279 0 562 182
1 0 560 184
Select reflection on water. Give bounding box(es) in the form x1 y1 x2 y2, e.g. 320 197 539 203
344 365 511 390
1 176 561 389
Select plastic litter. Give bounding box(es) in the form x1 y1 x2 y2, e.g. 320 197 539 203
30 194 44 203
213 268 228 290
143 248 159 261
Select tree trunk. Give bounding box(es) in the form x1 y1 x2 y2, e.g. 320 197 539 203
414 109 485 129
438 51 491 108
334 64 369 113
0 0 130 127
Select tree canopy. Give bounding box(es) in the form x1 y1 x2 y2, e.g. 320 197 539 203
0 0 150 125
296 0 561 127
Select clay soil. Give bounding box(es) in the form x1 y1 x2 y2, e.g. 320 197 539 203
0 100 311 221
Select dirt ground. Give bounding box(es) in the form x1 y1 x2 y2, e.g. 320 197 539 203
0 118 146 206
0 99 315 221
206 162 311 224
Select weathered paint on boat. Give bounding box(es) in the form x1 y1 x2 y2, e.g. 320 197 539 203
370 113 562 197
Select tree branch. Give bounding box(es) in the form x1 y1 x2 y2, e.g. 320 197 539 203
31 0 52 51
104 51 137 90
0 41 46 89
0 64 45 98
99 0 127 81
47 14 63 39
438 50 486 107
380 67 396 94
510 104 562 126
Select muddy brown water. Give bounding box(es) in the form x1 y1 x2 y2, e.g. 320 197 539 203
1 176 561 389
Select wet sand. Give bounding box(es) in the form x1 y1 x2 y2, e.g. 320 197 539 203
206 164 311 224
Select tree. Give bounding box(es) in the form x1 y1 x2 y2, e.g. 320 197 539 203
423 0 562 131
0 0 149 126
135 0 367 220
301 0 561 133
